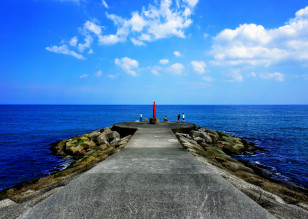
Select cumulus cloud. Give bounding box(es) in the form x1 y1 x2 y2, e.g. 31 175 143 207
47 0 199 59
131 38 146 46
46 44 85 60
159 59 169 64
168 63 185 75
191 60 206 74
115 57 139 76
211 6 308 66
69 36 78 47
174 51 182 57
95 70 102 78
79 74 88 78
77 35 93 52
260 72 285 81
101 0 109 9
99 0 199 45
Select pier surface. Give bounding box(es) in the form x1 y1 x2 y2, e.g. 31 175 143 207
20 122 274 218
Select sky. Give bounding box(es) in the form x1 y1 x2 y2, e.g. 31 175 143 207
1 0 308 104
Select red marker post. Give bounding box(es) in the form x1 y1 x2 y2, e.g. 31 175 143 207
153 101 156 119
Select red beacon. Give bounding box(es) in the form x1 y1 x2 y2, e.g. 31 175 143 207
153 101 157 119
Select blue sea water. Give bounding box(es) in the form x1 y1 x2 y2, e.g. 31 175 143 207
0 105 307 191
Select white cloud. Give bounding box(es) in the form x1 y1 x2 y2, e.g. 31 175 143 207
229 71 243 82
99 34 125 45
102 0 109 9
69 36 78 47
260 72 284 81
202 76 213 82
174 51 182 57
203 33 209 39
168 63 185 75
46 44 85 60
47 0 199 59
78 35 93 52
159 59 169 64
131 38 146 46
130 12 147 32
80 74 88 78
115 57 139 76
95 70 102 78
84 21 102 36
211 6 308 66
191 60 206 74
100 0 198 45
184 0 199 8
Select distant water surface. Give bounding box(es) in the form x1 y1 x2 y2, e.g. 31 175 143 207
0 105 307 191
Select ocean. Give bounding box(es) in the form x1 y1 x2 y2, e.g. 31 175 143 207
0 105 307 191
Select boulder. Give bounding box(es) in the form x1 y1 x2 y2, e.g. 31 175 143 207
89 130 101 141
99 144 108 151
110 138 120 144
222 143 245 155
97 133 109 145
207 132 220 142
106 131 120 142
190 130 212 143
193 137 204 143
82 140 96 149
65 141 75 151
70 145 85 156
100 127 112 133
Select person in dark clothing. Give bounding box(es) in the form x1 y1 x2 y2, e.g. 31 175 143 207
177 114 180 122
164 116 168 122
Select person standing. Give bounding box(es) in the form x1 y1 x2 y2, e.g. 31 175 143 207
140 113 142 122
177 114 180 122
182 113 185 122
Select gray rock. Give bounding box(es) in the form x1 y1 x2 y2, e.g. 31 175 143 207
190 130 212 143
106 131 120 142
110 138 120 144
89 130 101 141
97 133 108 144
0 199 16 208
100 127 112 133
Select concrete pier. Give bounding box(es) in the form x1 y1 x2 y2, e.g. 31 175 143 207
19 122 274 218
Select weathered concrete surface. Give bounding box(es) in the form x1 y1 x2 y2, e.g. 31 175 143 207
19 122 274 219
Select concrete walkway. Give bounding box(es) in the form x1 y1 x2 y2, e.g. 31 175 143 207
19 122 274 219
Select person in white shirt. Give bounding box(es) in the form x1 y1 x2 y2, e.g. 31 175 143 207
140 113 142 122
182 113 185 122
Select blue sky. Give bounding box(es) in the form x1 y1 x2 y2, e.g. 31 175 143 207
1 0 308 104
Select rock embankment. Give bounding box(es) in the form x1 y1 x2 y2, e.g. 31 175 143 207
0 126 133 218
50 127 125 159
175 126 308 218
